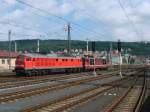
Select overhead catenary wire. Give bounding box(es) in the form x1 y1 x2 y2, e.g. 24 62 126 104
0 32 43 37
0 32 67 40
117 0 142 40
0 21 35 32
0 19 66 39
14 0 107 38
4 0 108 37
128 0 145 42
15 0 68 23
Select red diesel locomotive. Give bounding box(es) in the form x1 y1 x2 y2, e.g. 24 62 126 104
15 53 108 76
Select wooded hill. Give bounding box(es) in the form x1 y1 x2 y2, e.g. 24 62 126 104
0 39 150 56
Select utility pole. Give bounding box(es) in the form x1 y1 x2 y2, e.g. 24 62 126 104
37 39 40 52
15 41 17 52
67 22 71 55
8 30 11 70
86 38 89 55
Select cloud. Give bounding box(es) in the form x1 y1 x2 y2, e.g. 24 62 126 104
4 0 16 5
0 0 150 42
72 0 150 41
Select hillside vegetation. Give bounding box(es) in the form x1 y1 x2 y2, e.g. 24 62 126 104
0 39 150 56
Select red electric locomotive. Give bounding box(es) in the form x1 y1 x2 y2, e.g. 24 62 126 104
83 56 108 70
15 53 109 76
15 53 83 76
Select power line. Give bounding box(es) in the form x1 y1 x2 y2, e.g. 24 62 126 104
14 0 106 38
117 0 141 40
15 0 68 23
0 20 46 34
0 31 67 40
128 0 144 42
0 32 43 37
2 0 63 30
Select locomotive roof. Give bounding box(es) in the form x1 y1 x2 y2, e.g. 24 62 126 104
19 53 81 59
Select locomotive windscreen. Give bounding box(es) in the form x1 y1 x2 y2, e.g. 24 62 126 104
90 58 94 65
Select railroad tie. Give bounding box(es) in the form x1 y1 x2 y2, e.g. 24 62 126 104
114 88 141 112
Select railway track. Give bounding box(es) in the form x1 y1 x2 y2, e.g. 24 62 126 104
0 72 117 104
22 73 136 112
0 70 117 89
0 73 90 89
102 71 147 112
0 72 86 83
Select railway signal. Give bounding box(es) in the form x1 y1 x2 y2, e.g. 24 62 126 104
91 41 96 52
37 39 40 52
118 39 122 78
117 39 121 52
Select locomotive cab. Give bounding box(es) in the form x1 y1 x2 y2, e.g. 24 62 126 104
15 55 25 75
15 55 33 75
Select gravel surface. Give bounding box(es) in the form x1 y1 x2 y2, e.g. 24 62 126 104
0 75 121 112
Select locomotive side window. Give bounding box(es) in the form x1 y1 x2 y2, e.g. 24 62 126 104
86 59 89 62
103 59 106 64
7 59 10 64
18 56 24 61
2 59 5 64
71 59 73 61
90 59 94 65
26 58 31 61
56 59 58 61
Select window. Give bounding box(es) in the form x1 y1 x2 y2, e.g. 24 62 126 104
86 59 89 62
65 59 68 61
26 58 31 61
90 59 94 65
18 56 24 61
7 59 10 64
62 59 64 61
71 59 73 62
2 59 5 64
56 59 58 61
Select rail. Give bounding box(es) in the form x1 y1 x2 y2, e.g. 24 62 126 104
134 70 147 112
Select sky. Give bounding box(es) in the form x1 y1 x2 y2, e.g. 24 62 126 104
0 0 150 42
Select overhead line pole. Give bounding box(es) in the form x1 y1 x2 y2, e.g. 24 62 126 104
67 22 71 55
8 30 11 70
15 41 17 52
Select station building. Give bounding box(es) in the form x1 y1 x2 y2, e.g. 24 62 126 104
0 51 18 70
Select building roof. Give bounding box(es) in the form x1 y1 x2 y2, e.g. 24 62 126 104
0 51 19 58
